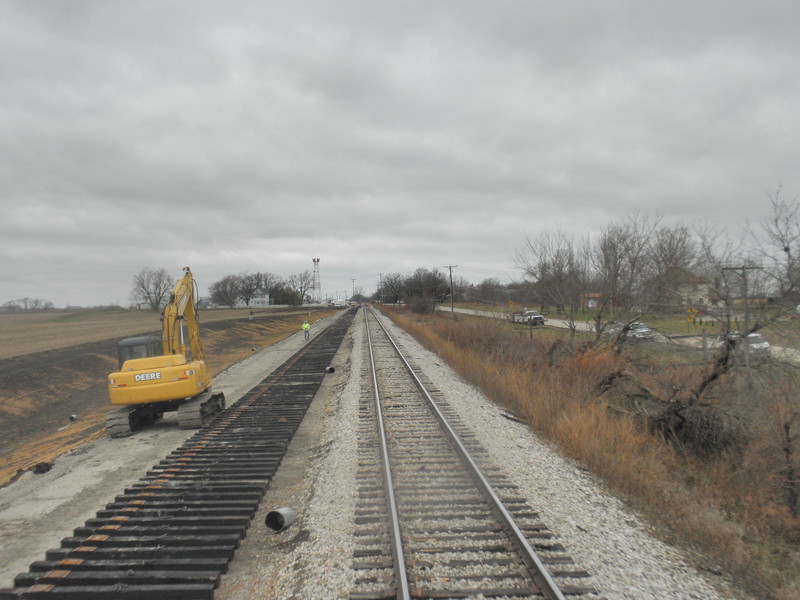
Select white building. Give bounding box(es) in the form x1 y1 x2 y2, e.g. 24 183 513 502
235 292 270 309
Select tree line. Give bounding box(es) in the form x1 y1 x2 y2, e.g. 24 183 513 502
129 269 316 310
374 269 550 310
511 191 800 339
206 271 314 307
374 269 469 305
372 190 798 340
1 297 55 311
131 188 798 323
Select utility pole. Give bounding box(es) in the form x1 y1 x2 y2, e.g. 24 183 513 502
444 265 457 316
351 279 356 302
721 265 762 370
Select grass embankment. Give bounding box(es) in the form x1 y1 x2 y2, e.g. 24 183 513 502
380 306 800 600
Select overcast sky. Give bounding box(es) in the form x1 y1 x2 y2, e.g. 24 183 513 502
2 1 799 307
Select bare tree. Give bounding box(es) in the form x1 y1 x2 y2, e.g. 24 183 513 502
588 212 659 340
130 267 173 311
644 225 700 311
404 268 448 300
607 225 777 442
209 275 240 308
517 229 589 334
650 225 698 275
471 278 503 305
288 271 314 304
236 272 262 307
257 272 284 295
595 213 658 309
759 186 800 303
697 222 779 335
452 275 471 302
379 273 406 304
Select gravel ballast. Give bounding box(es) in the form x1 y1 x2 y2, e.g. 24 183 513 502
220 309 751 599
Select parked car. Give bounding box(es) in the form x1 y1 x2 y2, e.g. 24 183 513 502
716 332 771 361
512 310 546 325
619 322 656 341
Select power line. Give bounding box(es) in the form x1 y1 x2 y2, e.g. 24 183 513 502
459 265 516 275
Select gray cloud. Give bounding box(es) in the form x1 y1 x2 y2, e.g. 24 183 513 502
1 1 799 306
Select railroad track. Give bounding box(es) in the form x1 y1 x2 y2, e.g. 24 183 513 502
1 309 356 600
351 308 597 600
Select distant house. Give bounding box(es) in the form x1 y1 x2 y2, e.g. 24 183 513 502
236 292 270 309
580 292 602 310
579 269 716 312
250 292 270 308
659 268 714 307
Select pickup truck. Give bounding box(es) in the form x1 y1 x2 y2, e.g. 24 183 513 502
511 310 546 325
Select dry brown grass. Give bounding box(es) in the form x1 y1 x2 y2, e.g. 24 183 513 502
380 306 800 600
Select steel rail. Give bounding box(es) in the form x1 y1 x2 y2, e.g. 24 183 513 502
363 310 412 600
367 306 568 600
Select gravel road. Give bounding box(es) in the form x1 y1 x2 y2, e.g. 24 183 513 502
1 308 752 599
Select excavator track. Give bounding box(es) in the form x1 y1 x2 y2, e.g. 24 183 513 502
105 404 164 438
104 407 134 438
177 392 226 429
105 392 226 437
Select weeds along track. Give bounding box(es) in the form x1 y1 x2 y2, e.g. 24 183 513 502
1 309 356 600
353 308 597 600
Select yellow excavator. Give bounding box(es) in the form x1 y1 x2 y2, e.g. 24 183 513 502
105 267 225 437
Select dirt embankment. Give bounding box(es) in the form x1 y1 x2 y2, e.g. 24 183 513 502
0 307 335 486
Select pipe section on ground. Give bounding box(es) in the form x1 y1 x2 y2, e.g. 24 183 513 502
265 507 296 532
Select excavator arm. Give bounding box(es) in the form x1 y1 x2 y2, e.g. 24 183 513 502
162 266 206 363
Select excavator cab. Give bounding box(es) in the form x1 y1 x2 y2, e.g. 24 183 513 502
116 335 163 369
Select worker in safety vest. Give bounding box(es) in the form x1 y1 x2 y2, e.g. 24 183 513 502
302 320 311 340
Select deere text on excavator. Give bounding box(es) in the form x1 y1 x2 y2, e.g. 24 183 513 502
105 267 225 437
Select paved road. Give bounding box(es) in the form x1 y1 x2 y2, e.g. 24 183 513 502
445 306 800 364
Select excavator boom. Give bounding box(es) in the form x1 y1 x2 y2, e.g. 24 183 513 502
162 267 206 362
